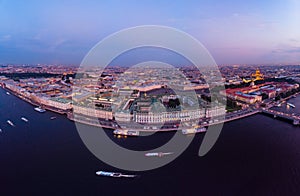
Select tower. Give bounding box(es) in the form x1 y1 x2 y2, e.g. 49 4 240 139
251 69 263 81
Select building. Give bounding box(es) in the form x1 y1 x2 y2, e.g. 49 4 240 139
73 105 113 120
221 82 299 104
43 97 72 110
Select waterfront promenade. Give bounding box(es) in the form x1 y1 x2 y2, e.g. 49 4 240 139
69 108 261 132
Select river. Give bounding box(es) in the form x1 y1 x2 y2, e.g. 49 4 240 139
1 87 300 195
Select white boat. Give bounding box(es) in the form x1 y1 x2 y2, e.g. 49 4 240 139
182 127 206 135
21 117 29 122
145 152 174 157
0 128 2 132
113 129 139 136
6 92 10 95
287 103 296 108
7 120 15 127
34 107 46 113
50 116 57 120
96 171 136 178
195 127 207 132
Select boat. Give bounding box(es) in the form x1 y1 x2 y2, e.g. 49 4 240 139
182 127 206 135
21 117 29 122
145 152 174 157
0 129 2 132
96 171 136 178
7 120 15 127
113 129 139 136
182 128 196 134
34 107 46 113
293 120 299 125
50 116 57 120
287 103 296 108
6 92 10 95
195 127 207 133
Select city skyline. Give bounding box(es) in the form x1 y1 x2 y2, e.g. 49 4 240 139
0 0 300 65
2 1 300 195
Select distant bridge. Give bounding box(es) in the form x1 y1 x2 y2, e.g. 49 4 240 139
261 108 300 125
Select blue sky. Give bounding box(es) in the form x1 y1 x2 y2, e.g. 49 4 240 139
0 0 299 65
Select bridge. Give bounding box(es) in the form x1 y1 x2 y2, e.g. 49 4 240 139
206 108 260 127
261 108 300 125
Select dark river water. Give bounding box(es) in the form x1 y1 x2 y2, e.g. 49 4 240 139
1 87 300 195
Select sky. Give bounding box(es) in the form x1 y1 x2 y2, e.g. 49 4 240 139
0 0 300 65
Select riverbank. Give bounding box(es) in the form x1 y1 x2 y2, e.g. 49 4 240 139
2 84 298 132
2 86 67 115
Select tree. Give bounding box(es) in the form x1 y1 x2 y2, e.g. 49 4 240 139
261 93 268 100
168 98 180 108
